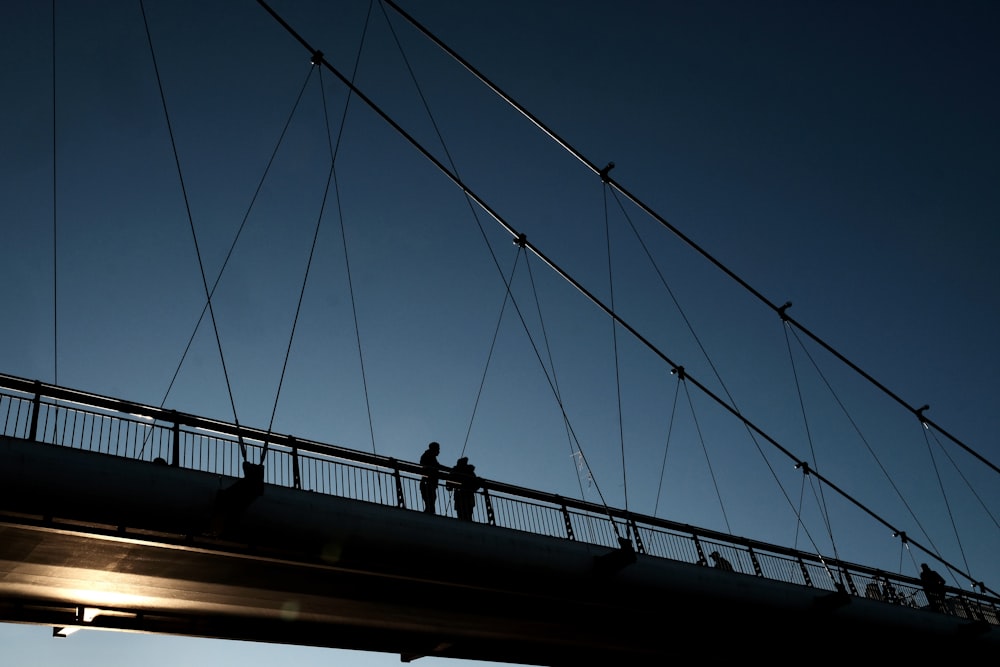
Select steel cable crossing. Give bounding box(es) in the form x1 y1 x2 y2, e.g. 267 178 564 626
377 0 999 481
256 0 995 596
376 3 985 587
372 0 615 511
140 0 249 463
602 187 835 566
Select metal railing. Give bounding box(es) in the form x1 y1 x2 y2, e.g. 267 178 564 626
1 371 997 626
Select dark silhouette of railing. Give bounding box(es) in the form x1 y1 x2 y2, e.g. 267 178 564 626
1 371 996 627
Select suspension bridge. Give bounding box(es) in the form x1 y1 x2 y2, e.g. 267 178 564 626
3 1 999 664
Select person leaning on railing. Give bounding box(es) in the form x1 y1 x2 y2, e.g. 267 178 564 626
419 441 447 514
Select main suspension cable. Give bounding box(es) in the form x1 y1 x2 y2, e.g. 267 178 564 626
256 0 993 593
378 0 998 479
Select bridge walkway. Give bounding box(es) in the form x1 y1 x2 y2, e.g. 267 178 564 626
0 373 996 663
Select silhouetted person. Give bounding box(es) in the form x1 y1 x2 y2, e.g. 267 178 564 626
448 456 480 521
920 563 946 611
710 551 734 571
419 441 445 514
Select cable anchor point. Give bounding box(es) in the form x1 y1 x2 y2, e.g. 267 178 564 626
893 530 908 544
778 301 793 321
670 365 685 380
916 404 930 427
311 50 324 66
514 233 527 248
795 461 811 476
599 162 615 183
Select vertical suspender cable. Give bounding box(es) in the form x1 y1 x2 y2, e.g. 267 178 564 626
51 0 58 387
603 185 628 513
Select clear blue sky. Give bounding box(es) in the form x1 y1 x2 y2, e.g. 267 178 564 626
1 0 998 664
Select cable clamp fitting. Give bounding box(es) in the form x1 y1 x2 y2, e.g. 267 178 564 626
311 50 324 66
916 404 929 426
670 365 685 380
514 233 527 248
778 301 792 321
599 162 615 183
795 461 811 476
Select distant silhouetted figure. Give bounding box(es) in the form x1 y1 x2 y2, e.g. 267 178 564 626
920 563 946 611
419 442 445 514
448 456 481 521
710 551 734 571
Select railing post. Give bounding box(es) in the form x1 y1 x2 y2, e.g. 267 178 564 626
28 381 41 441
692 534 707 566
628 518 646 555
390 459 405 508
843 568 858 596
482 486 495 526
798 556 813 587
557 497 575 540
748 547 763 576
289 436 301 490
170 411 180 467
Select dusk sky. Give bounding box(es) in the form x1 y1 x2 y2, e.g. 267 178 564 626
1 1 998 664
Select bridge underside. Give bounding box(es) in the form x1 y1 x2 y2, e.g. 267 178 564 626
0 437 995 664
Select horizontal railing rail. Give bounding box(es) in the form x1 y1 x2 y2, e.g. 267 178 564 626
0 371 996 626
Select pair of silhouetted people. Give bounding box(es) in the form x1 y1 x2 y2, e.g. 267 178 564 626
418 442 481 520
920 563 947 612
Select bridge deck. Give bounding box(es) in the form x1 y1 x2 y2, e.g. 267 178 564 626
0 375 997 663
